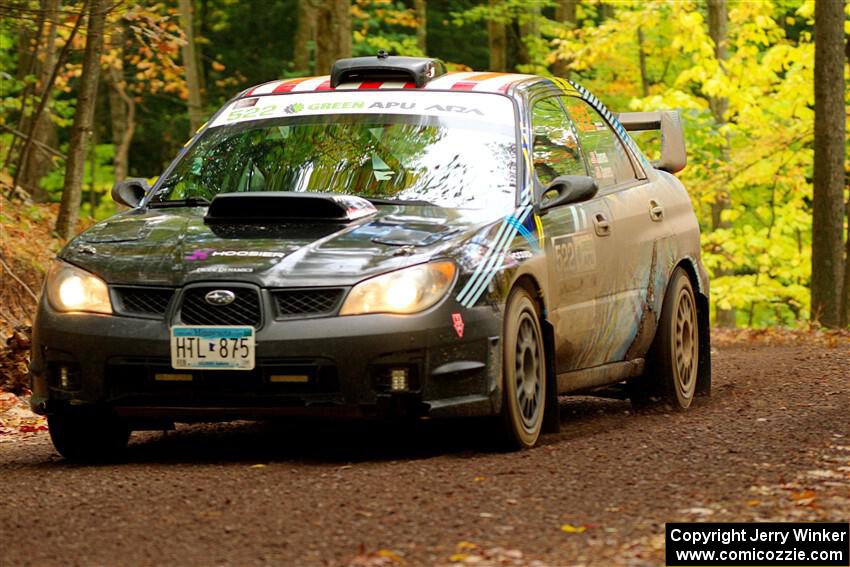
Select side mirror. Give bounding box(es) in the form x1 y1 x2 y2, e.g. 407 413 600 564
111 178 150 208
538 175 598 212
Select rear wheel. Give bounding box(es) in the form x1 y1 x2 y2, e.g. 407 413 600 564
500 287 546 449
48 409 131 462
632 267 699 410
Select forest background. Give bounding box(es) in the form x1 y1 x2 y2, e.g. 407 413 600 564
0 0 848 336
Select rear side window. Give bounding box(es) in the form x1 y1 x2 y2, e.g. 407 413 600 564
530 97 586 186
561 97 637 189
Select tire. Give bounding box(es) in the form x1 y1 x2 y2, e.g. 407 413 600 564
48 409 131 462
500 286 546 449
633 267 699 410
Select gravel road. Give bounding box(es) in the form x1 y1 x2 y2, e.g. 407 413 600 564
1 340 848 567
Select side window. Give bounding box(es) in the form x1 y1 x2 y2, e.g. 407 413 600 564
561 97 637 189
530 97 586 187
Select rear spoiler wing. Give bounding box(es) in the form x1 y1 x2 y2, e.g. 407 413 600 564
616 110 686 174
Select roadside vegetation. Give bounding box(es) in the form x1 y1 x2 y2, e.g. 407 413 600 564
0 0 847 368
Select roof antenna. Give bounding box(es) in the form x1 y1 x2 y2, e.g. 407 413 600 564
376 49 389 59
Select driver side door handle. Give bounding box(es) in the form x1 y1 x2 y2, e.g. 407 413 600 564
593 212 612 237
649 200 664 222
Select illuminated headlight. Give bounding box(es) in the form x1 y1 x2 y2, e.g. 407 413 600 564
45 261 112 314
340 261 456 316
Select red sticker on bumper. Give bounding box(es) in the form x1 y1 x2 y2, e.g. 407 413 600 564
452 313 465 338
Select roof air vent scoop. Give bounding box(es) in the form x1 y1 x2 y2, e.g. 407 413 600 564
330 53 447 88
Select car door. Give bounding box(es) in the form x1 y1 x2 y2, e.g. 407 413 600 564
529 95 620 373
561 95 673 364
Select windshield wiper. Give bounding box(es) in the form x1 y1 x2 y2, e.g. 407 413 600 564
148 197 211 208
366 197 437 207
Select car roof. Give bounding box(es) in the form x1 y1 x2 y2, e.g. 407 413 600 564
231 69 653 175
241 71 538 97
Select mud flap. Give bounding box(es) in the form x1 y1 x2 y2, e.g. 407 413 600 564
695 292 712 397
541 319 560 434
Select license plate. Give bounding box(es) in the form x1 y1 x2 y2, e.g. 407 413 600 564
170 326 255 370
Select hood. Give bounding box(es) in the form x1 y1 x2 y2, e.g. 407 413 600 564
61 203 499 287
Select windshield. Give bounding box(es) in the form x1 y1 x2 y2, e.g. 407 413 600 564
153 102 517 210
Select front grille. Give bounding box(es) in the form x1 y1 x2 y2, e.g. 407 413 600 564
114 287 174 317
273 288 345 318
179 287 262 327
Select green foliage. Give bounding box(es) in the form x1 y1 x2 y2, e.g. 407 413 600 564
353 0 425 57
551 0 849 327
41 143 117 220
201 0 296 93
2 0 847 328
427 0 489 70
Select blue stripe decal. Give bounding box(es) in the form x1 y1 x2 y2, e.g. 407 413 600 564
506 215 540 252
459 206 533 308
455 217 513 304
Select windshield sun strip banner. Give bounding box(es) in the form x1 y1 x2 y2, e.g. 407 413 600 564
244 72 536 97
209 91 517 128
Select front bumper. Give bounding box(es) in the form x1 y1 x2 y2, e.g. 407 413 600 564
30 295 504 421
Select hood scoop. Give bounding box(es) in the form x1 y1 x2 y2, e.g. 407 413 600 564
204 192 377 224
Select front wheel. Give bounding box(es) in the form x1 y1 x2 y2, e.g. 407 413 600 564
48 409 131 462
500 287 546 449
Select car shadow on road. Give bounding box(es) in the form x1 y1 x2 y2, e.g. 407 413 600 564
107 395 642 465
123 417 495 465
26 394 683 467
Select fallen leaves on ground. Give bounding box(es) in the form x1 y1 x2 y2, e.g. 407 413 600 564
0 190 67 339
441 541 544 566
560 523 588 534
0 391 47 438
712 327 850 347
346 547 405 566
0 327 31 393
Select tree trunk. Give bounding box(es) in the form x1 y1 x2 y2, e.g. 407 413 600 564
107 68 135 183
488 0 506 72
706 0 737 328
87 125 97 212
56 0 105 239
841 34 850 329
107 24 134 182
842 194 850 327
414 0 427 54
178 0 204 134
192 0 206 105
637 26 649 97
551 0 577 79
10 0 86 201
555 0 577 24
19 0 59 202
293 0 318 75
517 4 540 68
811 0 846 328
314 0 351 75
9 2 45 192
707 0 728 120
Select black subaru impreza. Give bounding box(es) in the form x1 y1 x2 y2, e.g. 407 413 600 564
31 55 710 460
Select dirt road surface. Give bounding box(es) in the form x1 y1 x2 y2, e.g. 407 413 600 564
1 340 848 566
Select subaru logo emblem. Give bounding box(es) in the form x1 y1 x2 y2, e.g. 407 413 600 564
205 290 236 306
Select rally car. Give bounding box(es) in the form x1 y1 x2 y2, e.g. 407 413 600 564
31 54 710 460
